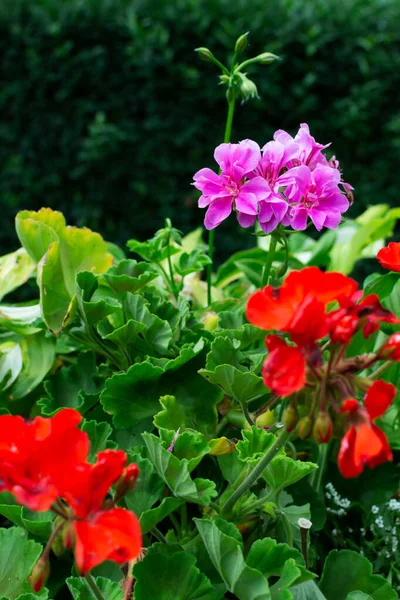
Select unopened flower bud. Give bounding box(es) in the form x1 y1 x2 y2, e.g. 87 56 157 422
29 556 50 593
255 52 279 65
196 47 215 63
237 73 258 102
256 409 275 428
378 333 400 361
114 463 139 501
312 412 332 444
283 404 298 432
298 416 313 440
201 311 219 332
235 32 249 54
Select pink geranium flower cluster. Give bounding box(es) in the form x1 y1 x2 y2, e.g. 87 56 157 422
193 124 353 232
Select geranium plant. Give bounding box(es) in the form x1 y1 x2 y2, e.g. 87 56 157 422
1 32 400 600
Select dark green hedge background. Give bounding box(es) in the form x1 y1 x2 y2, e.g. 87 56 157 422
1 0 400 258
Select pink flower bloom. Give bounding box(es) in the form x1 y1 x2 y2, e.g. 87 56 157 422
274 123 330 170
251 140 298 233
193 140 270 230
279 164 349 231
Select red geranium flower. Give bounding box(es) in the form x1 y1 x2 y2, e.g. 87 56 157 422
338 380 395 478
329 293 400 344
377 242 400 272
0 409 89 511
262 335 306 396
60 449 142 574
246 267 357 347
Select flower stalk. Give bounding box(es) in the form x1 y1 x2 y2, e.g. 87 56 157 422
221 427 292 517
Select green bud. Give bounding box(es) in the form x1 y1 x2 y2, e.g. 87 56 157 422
298 416 313 440
312 412 333 444
256 409 275 428
283 404 298 433
237 73 258 102
219 74 230 85
255 52 279 65
235 32 249 54
226 87 237 103
29 556 50 593
196 47 214 63
201 311 219 332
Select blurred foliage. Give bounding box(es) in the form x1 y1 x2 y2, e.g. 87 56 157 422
0 0 400 260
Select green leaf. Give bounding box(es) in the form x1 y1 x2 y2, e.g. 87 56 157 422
0 342 22 392
1 332 55 401
66 576 122 600
319 550 397 600
16 208 65 263
0 493 53 539
124 451 165 516
38 241 71 333
237 427 277 462
142 433 216 505
0 527 44 599
200 366 266 404
101 355 222 435
75 272 122 325
140 497 184 534
81 420 116 462
176 249 212 277
247 538 315 587
290 581 327 600
18 208 113 332
0 249 36 301
280 503 311 548
39 351 103 416
194 518 270 600
346 591 373 600
363 273 399 301
133 550 217 600
263 456 318 492
101 259 158 293
346 594 374 600
0 304 42 335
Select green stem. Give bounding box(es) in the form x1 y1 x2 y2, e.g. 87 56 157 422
207 229 215 306
240 400 254 427
281 511 293 547
310 443 329 492
167 240 178 298
207 96 236 306
221 428 292 517
371 360 392 379
84 573 106 600
150 526 167 544
261 236 278 287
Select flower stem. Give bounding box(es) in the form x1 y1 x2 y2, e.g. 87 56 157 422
261 235 278 288
371 360 392 380
84 573 106 600
281 510 293 546
221 428 292 517
309 442 329 492
206 95 236 306
167 240 178 298
240 400 254 427
122 559 136 600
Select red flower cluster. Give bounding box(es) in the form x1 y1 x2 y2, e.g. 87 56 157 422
246 267 400 478
0 409 141 585
377 241 400 272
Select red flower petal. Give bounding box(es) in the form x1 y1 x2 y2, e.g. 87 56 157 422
246 267 357 345
263 335 306 396
61 450 127 519
377 242 400 272
338 426 362 478
74 507 142 574
364 379 396 421
366 424 393 469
